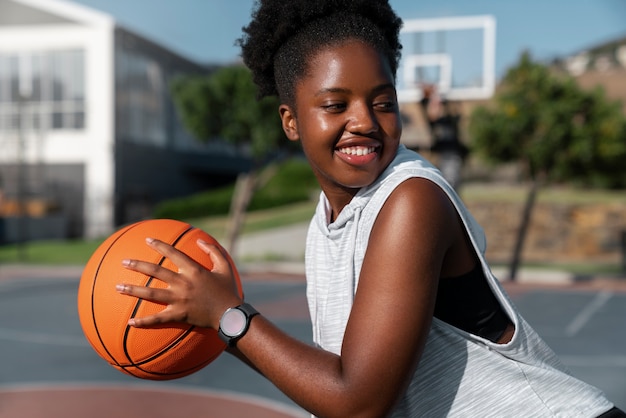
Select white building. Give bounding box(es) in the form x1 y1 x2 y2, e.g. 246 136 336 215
0 0 248 242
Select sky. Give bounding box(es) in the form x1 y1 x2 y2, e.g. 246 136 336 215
69 0 626 80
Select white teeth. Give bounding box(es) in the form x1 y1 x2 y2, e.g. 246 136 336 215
338 146 376 156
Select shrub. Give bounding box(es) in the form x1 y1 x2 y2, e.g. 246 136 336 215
153 158 318 219
153 186 233 219
249 158 319 210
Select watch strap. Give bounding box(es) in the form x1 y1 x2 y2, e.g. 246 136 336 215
218 303 259 347
237 302 259 318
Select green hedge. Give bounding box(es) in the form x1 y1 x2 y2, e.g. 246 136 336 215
153 186 233 219
248 158 319 211
153 158 318 219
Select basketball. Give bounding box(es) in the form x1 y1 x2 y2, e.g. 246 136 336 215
77 218 243 380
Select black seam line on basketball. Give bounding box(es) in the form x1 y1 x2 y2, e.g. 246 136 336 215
118 349 222 378
122 225 197 370
90 220 150 369
119 343 223 375
126 329 194 368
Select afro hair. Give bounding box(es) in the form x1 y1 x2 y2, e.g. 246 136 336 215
237 0 403 105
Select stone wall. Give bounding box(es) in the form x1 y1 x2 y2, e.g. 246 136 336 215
465 200 626 266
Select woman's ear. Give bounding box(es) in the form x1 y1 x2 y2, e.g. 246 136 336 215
279 104 299 141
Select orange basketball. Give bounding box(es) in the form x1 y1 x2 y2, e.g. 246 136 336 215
77 218 243 380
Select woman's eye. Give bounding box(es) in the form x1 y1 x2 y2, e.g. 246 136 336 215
374 97 397 111
322 103 346 112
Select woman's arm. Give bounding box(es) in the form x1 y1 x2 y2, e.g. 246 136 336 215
118 178 464 418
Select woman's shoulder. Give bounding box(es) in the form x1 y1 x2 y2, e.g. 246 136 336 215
362 148 458 223
380 177 460 238
364 146 450 197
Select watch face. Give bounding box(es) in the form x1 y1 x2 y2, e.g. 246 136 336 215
221 308 247 337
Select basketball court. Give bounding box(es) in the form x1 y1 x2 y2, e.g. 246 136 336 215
0 269 312 417
0 265 625 417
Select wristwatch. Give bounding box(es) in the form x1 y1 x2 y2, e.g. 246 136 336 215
218 303 259 347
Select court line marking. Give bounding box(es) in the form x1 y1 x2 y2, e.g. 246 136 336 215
565 290 613 337
0 327 88 346
0 382 309 417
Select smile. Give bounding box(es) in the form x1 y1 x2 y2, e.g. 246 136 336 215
337 146 376 156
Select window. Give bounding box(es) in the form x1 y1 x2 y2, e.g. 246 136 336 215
115 49 166 145
0 49 86 132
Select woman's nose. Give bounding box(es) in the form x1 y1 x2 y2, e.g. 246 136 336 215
346 102 379 134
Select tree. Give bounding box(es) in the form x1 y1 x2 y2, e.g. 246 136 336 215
170 65 286 256
469 51 626 280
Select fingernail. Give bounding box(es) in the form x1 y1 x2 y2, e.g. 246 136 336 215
121 259 131 267
128 318 136 327
146 237 155 244
116 284 125 292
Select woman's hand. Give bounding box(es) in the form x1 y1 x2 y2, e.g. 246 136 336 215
116 238 243 329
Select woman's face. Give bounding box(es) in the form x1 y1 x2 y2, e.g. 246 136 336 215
280 39 402 203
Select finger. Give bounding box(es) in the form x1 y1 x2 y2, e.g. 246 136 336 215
122 258 178 284
197 241 240 298
197 241 231 274
145 237 196 270
128 304 189 328
116 283 172 304
127 309 176 328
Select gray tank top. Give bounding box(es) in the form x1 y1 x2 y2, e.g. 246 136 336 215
305 145 613 417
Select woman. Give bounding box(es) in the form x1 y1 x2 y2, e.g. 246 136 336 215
117 1 622 416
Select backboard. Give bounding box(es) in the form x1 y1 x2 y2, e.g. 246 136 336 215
397 15 496 103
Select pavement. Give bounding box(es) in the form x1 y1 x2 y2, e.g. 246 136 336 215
0 226 314 418
0 265 310 418
233 221 626 286
1 222 626 417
